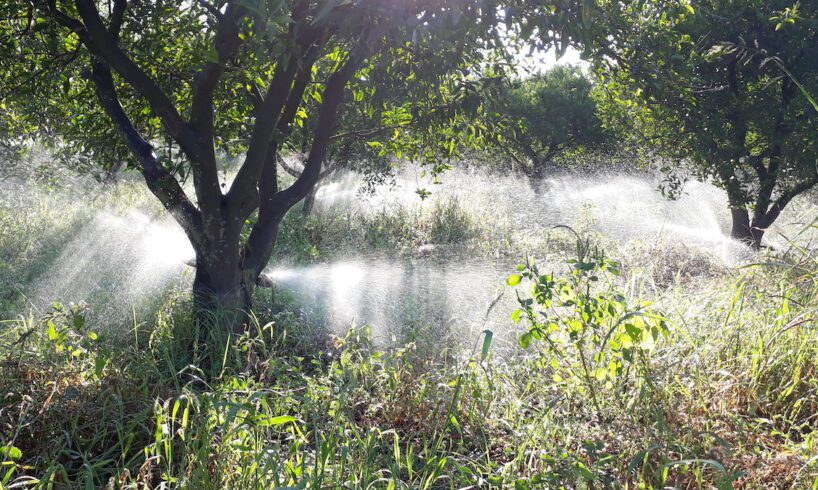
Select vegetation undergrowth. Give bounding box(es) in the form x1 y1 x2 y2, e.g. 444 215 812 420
271 194 527 264
1 170 817 489
2 229 818 488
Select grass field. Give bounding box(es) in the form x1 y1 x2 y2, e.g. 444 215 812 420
1 171 818 488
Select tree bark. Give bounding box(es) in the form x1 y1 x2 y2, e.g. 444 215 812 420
729 206 764 249
181 214 253 333
302 181 319 215
192 253 252 335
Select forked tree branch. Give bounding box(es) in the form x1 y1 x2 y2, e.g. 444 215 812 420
278 157 303 178
72 0 201 161
226 55 300 207
242 54 360 275
250 59 316 212
275 56 360 208
226 8 325 210
51 0 236 224
234 57 319 246
190 3 242 137
189 3 244 219
90 60 204 243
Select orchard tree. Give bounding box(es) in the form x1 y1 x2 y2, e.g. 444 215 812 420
593 0 818 248
0 0 589 330
490 66 610 181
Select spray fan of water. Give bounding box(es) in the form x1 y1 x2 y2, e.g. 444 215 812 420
4 162 816 346
259 168 759 347
28 210 193 320
267 258 512 350
0 176 194 325
312 168 756 259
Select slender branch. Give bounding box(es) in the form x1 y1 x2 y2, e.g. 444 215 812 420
90 60 203 244
190 4 241 136
274 58 359 209
278 157 303 178
490 136 528 169
243 54 360 275
40 0 85 35
72 0 200 159
109 0 126 39
329 123 406 142
233 58 317 220
246 80 264 112
277 157 334 181
754 77 793 225
259 60 315 195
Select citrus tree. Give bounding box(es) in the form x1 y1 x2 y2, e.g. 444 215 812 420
0 0 594 330
594 0 818 247
490 66 611 180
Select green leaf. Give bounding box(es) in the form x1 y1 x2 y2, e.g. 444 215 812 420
0 446 21 460
95 356 107 378
448 413 461 433
664 458 727 474
519 332 533 349
511 309 522 323
257 415 297 427
46 320 57 340
574 462 594 480
480 330 493 360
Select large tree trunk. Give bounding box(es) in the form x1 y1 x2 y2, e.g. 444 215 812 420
524 157 547 195
522 143 559 194
719 160 767 249
729 207 764 249
191 236 256 334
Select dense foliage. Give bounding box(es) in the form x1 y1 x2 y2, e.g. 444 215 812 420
594 0 818 247
490 66 611 179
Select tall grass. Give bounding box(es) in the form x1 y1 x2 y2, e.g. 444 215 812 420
1 176 818 488
2 239 818 488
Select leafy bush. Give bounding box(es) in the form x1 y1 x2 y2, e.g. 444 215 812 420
508 235 669 412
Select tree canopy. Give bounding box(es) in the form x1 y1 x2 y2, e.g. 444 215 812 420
594 0 818 246
0 0 594 327
489 65 610 179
